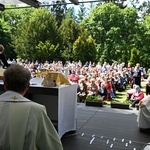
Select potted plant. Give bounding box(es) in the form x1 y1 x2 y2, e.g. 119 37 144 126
85 95 103 107
111 100 131 109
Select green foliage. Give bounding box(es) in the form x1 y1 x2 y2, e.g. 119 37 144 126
65 7 76 20
81 3 140 64
51 0 67 26
35 40 59 61
13 8 60 61
0 2 150 67
73 35 97 63
130 48 140 66
76 3 87 24
0 7 33 59
112 99 132 105
59 18 82 61
137 15 150 68
86 95 102 102
0 18 12 58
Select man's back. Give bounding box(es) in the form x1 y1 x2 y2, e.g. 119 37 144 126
0 98 63 150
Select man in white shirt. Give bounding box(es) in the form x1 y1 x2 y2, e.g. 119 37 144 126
0 64 63 150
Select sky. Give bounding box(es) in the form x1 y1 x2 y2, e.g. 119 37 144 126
0 0 149 10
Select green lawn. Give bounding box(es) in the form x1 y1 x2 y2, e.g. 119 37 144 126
106 82 146 105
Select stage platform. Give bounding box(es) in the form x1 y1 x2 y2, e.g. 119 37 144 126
61 103 150 150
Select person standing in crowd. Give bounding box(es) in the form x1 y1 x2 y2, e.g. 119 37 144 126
0 44 9 68
132 64 142 88
146 77 150 96
0 64 63 150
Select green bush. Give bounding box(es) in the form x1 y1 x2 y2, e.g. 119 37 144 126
86 95 103 102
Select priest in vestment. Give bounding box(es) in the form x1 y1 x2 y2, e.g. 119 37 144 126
137 95 150 131
0 64 63 150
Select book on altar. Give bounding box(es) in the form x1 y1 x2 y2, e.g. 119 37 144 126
41 72 71 87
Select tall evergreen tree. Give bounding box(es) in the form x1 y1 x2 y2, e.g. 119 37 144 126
76 3 87 23
13 8 60 61
73 33 97 63
51 0 67 26
59 18 82 61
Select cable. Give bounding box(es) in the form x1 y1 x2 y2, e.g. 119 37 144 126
142 143 150 150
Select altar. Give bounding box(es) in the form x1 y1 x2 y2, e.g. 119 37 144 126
0 78 77 138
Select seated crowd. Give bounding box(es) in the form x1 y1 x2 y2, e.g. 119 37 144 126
6 59 149 105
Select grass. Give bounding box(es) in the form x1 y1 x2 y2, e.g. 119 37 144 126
86 95 103 102
106 82 146 105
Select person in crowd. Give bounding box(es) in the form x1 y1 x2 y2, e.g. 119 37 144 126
127 62 132 70
126 84 137 100
137 95 150 133
87 78 98 96
109 75 116 98
97 82 107 100
132 64 141 88
0 44 10 68
146 77 150 96
77 78 87 103
142 68 148 79
113 73 119 92
104 77 112 99
117 73 126 92
0 64 63 150
130 85 144 107
68 70 79 83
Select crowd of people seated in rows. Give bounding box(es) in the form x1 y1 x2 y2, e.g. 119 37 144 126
4 59 149 105
2 55 150 133
64 61 148 103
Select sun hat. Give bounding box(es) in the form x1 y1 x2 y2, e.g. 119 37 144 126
135 85 140 90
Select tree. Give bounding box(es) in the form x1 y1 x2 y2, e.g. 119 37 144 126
137 0 150 17
130 48 140 66
81 3 139 63
59 18 82 61
98 0 127 8
35 40 58 61
0 18 12 58
0 6 34 59
51 0 67 26
76 3 87 23
13 8 60 61
73 35 97 63
137 15 150 68
65 7 76 21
